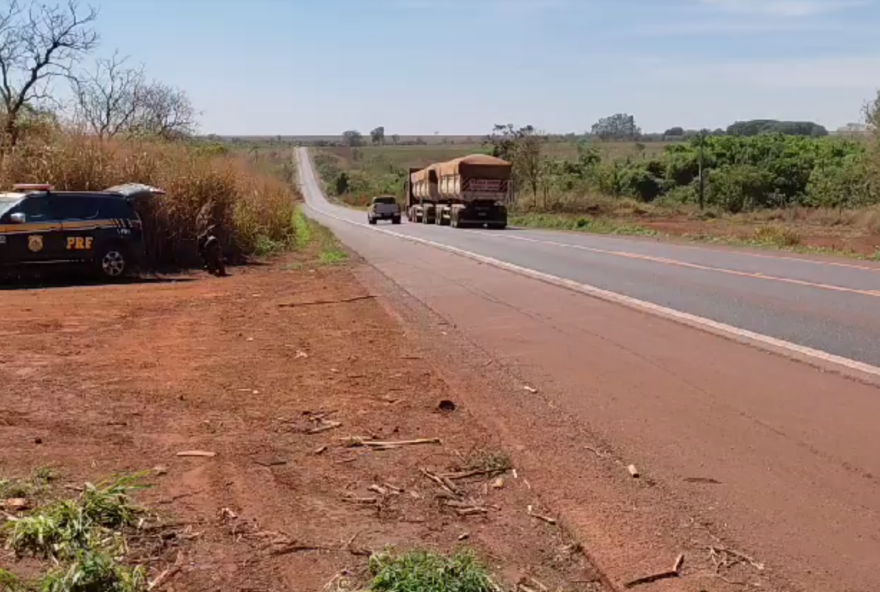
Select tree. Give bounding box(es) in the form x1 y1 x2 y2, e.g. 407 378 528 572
391 134 400 145
483 123 547 201
664 126 684 137
484 123 533 161
370 126 385 145
726 119 827 137
71 50 143 139
591 113 641 141
516 130 546 202
129 80 197 140
0 0 99 146
342 129 363 147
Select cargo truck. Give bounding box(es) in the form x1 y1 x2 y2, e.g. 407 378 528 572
405 154 511 229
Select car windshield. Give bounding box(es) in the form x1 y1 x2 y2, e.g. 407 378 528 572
374 197 396 204
0 196 22 217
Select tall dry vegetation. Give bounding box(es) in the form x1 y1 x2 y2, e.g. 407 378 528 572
0 130 296 267
0 0 297 268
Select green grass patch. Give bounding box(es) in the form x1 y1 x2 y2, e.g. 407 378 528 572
0 468 57 501
1 472 152 592
292 207 312 249
368 549 495 592
510 213 658 237
291 206 348 265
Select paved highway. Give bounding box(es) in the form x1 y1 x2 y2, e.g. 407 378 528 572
297 148 880 371
296 147 880 592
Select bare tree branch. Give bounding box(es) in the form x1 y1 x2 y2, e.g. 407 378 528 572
0 0 98 146
129 79 198 140
71 49 143 138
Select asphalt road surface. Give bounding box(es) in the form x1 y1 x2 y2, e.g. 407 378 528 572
297 150 880 370
296 147 880 592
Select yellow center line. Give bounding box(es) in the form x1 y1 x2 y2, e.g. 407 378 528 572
483 233 880 300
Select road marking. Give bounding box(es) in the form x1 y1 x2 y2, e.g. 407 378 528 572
295 150 880 381
469 232 880 299
633 237 880 273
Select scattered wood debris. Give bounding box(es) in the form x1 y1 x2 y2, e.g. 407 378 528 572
2 498 29 512
440 466 510 481
278 295 376 308
421 468 461 496
341 494 379 505
523 385 538 394
307 420 342 434
442 499 489 516
627 464 640 478
270 542 331 556
709 545 765 572
176 450 216 458
623 552 685 589
345 436 442 451
527 505 557 525
252 456 288 467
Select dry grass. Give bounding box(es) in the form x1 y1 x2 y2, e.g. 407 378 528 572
0 132 297 268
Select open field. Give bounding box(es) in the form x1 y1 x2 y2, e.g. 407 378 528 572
317 141 670 170
310 139 880 259
0 216 605 592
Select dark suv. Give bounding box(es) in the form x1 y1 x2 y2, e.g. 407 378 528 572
0 183 155 280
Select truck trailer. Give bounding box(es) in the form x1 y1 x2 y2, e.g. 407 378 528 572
405 154 511 229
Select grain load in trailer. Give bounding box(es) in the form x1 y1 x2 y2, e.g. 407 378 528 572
405 154 512 229
407 164 441 223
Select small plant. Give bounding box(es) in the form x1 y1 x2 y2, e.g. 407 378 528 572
39 548 147 592
4 473 148 559
751 224 802 247
0 568 21 592
368 549 494 592
0 467 57 500
0 478 31 499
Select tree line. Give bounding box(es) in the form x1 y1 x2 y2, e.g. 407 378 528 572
321 98 880 215
331 112 836 149
483 103 879 213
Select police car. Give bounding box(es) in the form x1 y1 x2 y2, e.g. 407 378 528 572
0 183 161 280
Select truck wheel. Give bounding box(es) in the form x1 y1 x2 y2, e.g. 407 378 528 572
392 216 401 224
368 217 376 225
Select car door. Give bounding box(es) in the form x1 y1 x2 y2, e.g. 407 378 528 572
55 196 105 259
2 195 66 263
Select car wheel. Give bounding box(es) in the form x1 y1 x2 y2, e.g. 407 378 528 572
98 244 128 279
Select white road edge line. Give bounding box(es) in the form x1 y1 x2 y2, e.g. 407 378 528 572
296 150 880 382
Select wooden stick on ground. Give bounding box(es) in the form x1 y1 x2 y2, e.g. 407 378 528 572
421 468 460 496
623 553 685 589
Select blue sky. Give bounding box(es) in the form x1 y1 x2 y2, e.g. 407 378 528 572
92 0 880 135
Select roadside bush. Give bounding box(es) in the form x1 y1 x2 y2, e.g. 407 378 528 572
0 132 296 268
706 164 776 213
617 159 664 201
806 155 875 209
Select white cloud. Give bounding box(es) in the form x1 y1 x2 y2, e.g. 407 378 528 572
694 0 867 17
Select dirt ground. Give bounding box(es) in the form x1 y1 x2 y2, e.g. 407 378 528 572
0 246 606 591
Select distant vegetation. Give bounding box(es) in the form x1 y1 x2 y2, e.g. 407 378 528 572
313 105 878 217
